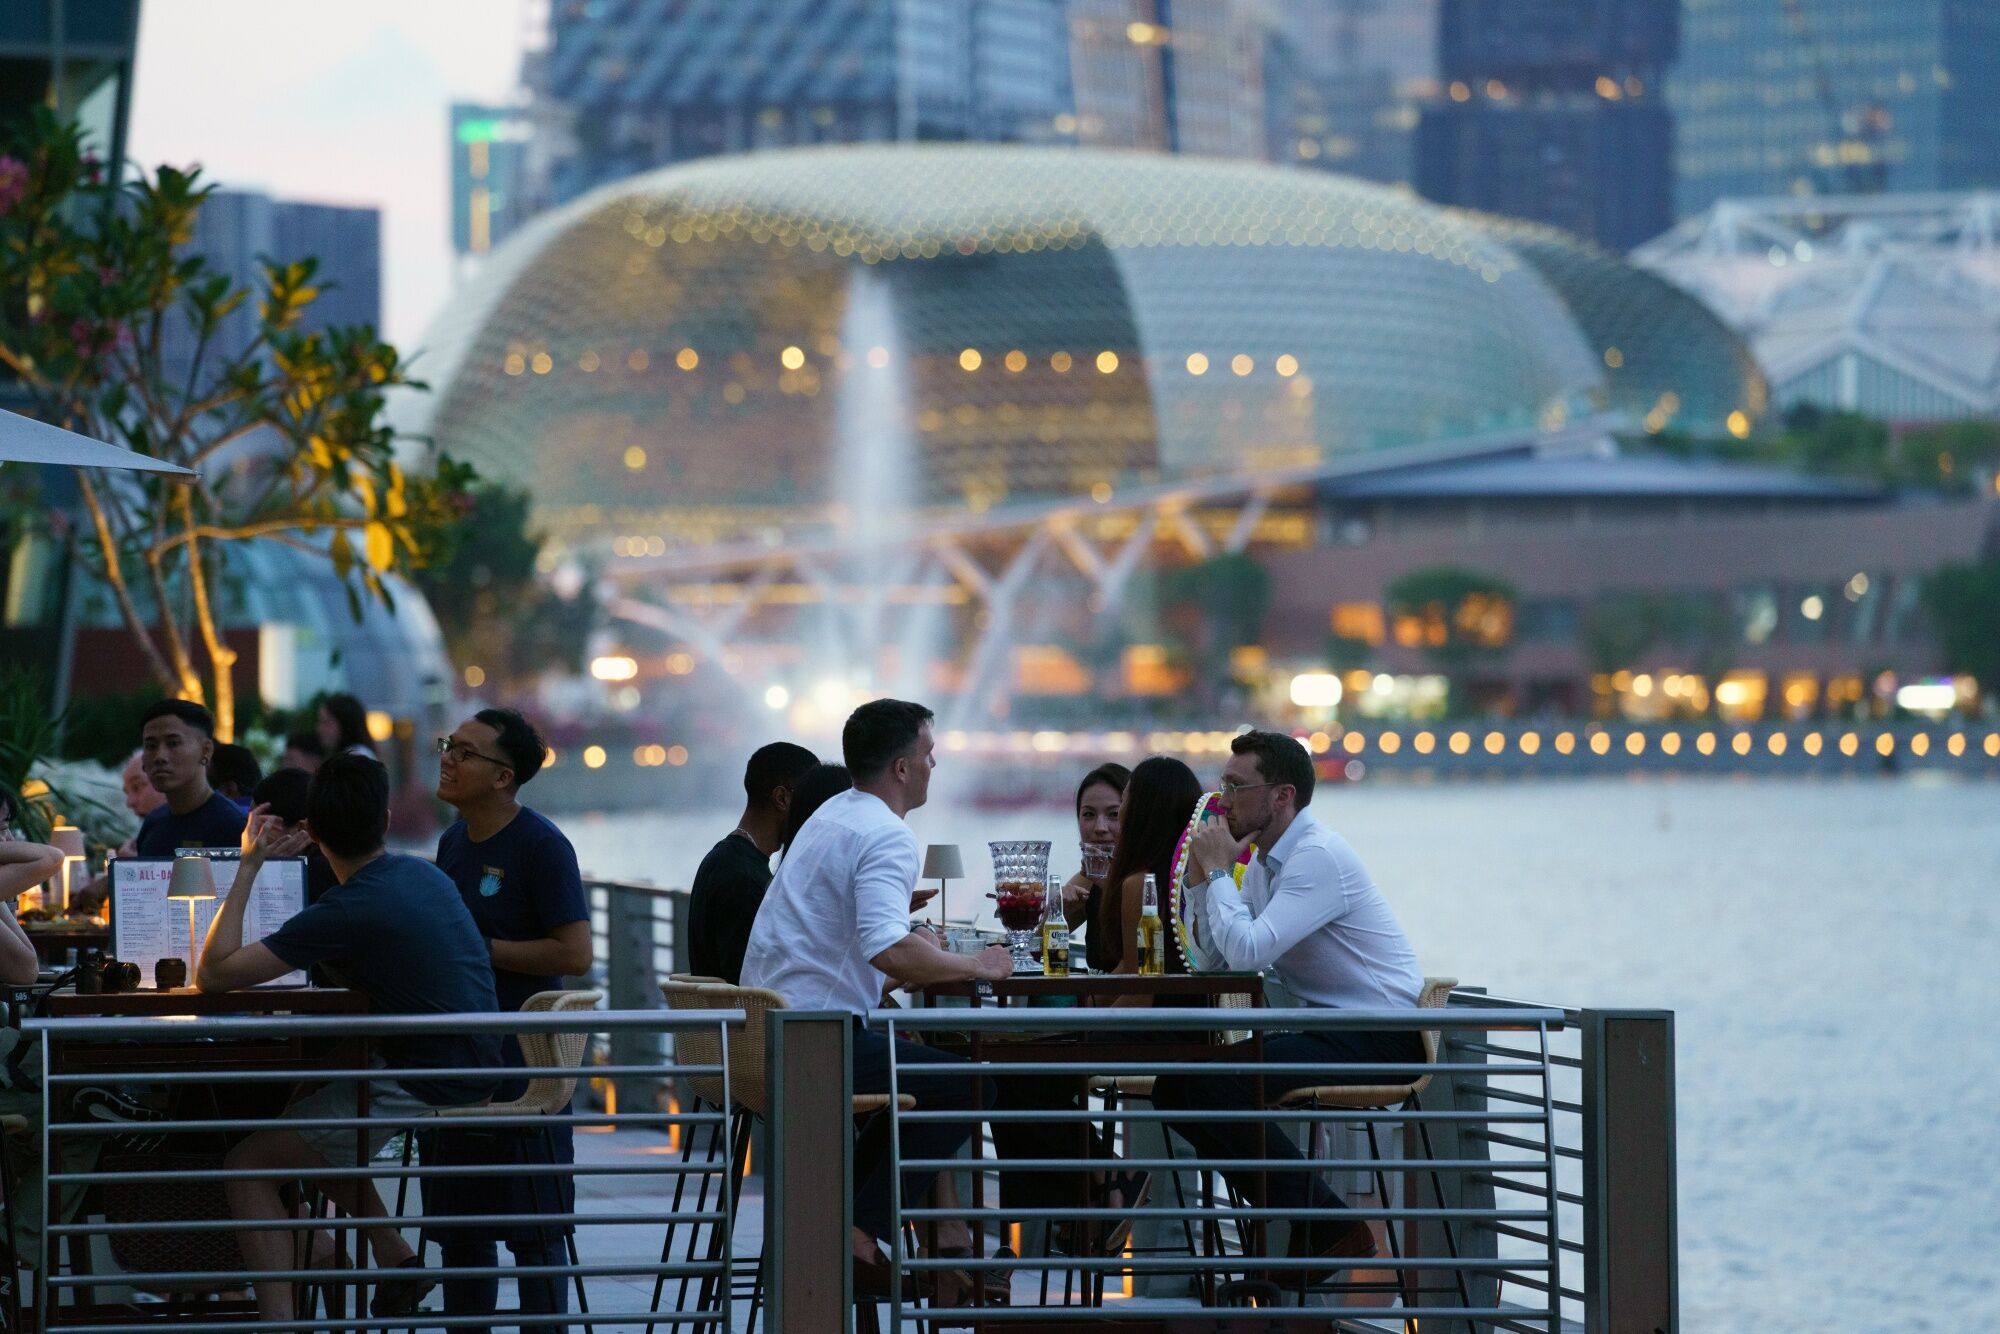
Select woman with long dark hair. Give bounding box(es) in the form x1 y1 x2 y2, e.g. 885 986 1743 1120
315 692 375 758
1094 755 1201 983
1059 762 1128 971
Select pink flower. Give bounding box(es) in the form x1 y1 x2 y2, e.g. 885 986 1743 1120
0 157 27 215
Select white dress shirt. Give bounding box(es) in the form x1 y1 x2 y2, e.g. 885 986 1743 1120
1192 809 1420 1009
740 788 918 1016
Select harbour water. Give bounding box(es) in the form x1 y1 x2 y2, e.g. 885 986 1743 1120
565 777 2000 1330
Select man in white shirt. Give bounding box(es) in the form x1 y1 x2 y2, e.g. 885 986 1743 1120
741 699 1011 1291
1153 730 1424 1276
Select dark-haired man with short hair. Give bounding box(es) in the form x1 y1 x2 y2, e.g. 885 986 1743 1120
196 752 503 1322
1153 728 1422 1277
135 700 247 855
208 742 263 807
432 708 589 1333
742 700 1011 1296
688 741 818 983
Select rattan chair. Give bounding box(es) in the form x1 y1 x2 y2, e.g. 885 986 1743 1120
1272 976 1463 1308
390 988 605 1324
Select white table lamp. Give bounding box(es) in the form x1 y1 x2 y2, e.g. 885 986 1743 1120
51 825 85 912
921 844 963 926
166 855 217 977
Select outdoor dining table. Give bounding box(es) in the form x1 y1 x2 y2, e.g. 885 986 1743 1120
913 970 1269 1312
36 986 371 1329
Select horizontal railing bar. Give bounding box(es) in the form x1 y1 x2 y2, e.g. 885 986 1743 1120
902 1108 1547 1123
29 1009 734 1038
898 1308 1551 1325
52 1260 717 1288
903 1156 1551 1173
56 1210 721 1235
55 1161 717 1183
45 1063 712 1085
899 1205 1551 1222
893 1254 1550 1272
883 1006 1565 1030
50 1111 715 1135
907 1060 1551 1077
52 1313 723 1333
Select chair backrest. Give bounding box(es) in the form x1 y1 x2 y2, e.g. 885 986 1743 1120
662 979 786 1116
513 988 604 1115
1407 975 1459 1098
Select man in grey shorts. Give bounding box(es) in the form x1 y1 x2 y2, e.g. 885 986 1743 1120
198 753 503 1324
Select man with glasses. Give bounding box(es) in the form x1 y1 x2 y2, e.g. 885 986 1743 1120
1151 729 1422 1278
432 708 589 1332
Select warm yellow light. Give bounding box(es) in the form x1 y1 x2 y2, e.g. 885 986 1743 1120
1800 595 1824 621
1275 354 1299 377
1378 731 1402 754
1519 731 1541 755
1483 731 1504 755
1186 352 1209 375
959 347 982 371
1308 731 1330 754
1726 410 1751 439
1289 672 1343 708
1588 732 1609 755
1875 733 1895 757
1839 732 1859 756
1660 732 1680 755
1448 731 1471 755
1696 731 1716 755
366 710 394 743
626 348 649 371
1127 20 1159 43
1096 350 1119 374
1625 733 1646 756
1603 346 1624 369
1004 349 1027 373
530 352 552 375
1343 731 1366 754
1413 731 1436 755
1231 354 1253 376
667 744 689 766
1947 733 1965 757
1986 733 1999 757
591 655 639 682
1768 733 1787 756
623 445 647 471
1051 351 1073 372
1089 481 1112 503
676 347 699 371
582 745 607 770
463 665 485 688
579 349 599 372
1730 732 1751 756
1554 731 1575 755
780 345 806 370
1910 733 1930 757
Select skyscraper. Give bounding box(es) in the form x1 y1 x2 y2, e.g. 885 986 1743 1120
525 0 1074 208
1067 0 1268 159
1670 0 2000 216
1415 0 1678 251
450 103 533 267
1263 0 1440 184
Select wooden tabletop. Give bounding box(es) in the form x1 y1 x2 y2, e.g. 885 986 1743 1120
45 987 366 1019
920 971 1264 1003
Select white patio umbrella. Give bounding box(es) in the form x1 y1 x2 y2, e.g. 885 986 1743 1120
0 408 195 477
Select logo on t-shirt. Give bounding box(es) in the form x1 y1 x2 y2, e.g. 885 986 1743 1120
478 867 504 898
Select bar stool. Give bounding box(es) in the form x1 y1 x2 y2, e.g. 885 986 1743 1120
1272 976 1463 1310
652 980 913 1334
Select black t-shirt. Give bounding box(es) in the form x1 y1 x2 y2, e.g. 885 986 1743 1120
686 832 772 984
135 791 247 856
435 807 588 1015
264 852 503 1105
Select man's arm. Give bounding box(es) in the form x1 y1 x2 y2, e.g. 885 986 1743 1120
1199 848 1346 972
198 806 313 992
871 932 1011 988
490 921 592 978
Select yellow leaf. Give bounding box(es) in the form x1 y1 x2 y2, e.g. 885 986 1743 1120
353 473 376 514
364 521 394 572
306 436 332 469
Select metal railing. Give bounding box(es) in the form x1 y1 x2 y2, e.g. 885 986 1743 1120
25 1007 742 1332
585 878 691 1114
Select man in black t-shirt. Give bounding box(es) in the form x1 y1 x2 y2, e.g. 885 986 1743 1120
687 742 817 982
134 700 247 855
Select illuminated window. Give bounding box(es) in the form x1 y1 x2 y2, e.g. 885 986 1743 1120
1330 602 1385 647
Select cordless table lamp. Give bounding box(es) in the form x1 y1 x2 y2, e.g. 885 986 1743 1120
166 855 217 978
50 825 85 912
921 844 963 927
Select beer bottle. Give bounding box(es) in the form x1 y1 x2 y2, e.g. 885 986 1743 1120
1138 873 1165 976
1042 874 1071 976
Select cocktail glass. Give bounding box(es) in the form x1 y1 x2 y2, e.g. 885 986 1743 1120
989 840 1051 967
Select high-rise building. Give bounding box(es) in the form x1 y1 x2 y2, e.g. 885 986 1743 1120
526 0 1074 208
1263 0 1440 185
450 103 533 267
1067 0 1268 159
1415 0 1678 251
1670 0 2000 217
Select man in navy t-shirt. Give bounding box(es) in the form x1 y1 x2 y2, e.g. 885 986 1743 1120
196 752 503 1325
134 700 248 855
433 707 590 1333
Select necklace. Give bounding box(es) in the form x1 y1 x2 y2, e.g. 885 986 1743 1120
731 826 761 849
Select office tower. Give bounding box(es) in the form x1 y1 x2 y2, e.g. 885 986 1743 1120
1671 0 2000 216
1066 0 1268 159
1264 0 1440 184
1415 0 1678 251
450 103 534 266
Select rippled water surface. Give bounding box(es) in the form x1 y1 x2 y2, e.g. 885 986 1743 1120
567 777 2000 1330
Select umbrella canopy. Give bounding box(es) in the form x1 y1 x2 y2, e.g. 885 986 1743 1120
0 409 195 477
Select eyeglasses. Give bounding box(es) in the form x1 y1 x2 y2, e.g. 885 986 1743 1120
1217 779 1279 797
436 736 513 770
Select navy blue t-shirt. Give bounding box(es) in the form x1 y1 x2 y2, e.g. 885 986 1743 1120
436 807 588 1015
135 791 247 857
263 852 503 1106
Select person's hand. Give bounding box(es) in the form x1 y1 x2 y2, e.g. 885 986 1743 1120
1186 818 1248 883
909 886 939 913
969 945 1013 982
242 805 312 865
1060 871 1092 914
